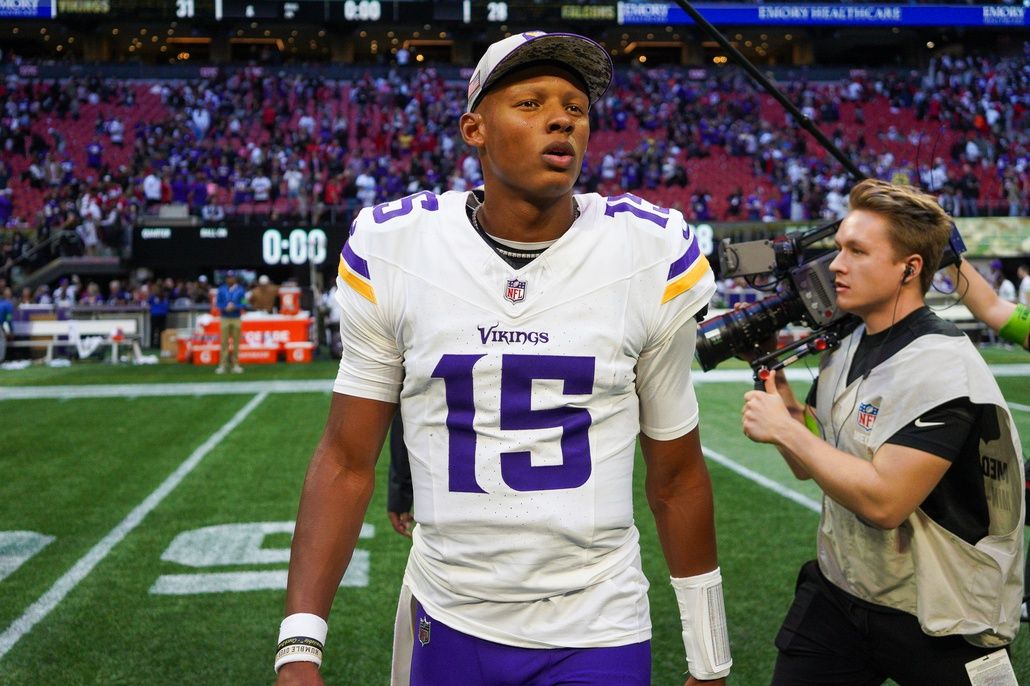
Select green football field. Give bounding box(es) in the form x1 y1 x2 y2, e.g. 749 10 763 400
1 352 1028 685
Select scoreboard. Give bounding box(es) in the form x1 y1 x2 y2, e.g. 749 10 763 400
214 1 517 24
9 0 524 23
7 1 1027 27
216 0 391 22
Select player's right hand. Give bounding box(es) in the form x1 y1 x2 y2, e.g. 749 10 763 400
275 661 324 686
389 511 415 538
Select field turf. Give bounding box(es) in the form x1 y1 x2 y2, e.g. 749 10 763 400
1 352 1027 684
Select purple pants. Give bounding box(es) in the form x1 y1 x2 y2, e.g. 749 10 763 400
408 602 651 686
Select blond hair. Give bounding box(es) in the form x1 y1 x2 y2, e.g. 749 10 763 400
847 178 952 293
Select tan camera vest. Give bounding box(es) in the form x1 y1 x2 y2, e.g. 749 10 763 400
814 328 1024 647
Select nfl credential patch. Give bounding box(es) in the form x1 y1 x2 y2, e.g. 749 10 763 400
505 278 526 304
418 617 431 646
857 402 879 431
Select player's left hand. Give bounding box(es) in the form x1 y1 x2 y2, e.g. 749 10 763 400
388 511 415 538
742 373 791 445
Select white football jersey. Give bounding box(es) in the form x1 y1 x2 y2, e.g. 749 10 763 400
334 190 714 648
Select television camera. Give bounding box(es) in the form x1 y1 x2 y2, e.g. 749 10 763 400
695 223 966 385
671 0 967 386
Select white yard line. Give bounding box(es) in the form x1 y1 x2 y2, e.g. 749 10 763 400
692 364 1030 384
1008 401 1030 414
3 364 1027 400
0 392 268 661
702 446 821 514
0 380 330 400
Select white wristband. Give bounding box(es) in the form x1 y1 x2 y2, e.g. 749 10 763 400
671 568 732 680
275 613 328 674
274 643 323 673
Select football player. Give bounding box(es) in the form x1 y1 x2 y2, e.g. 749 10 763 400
275 32 730 686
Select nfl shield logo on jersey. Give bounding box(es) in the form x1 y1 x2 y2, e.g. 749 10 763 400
504 278 526 304
857 402 879 430
418 617 431 646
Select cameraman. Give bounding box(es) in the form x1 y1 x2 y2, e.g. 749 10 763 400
742 179 1024 685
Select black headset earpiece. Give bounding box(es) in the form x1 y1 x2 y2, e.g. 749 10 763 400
902 265 914 283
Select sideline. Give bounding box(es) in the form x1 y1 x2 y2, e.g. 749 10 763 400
0 379 330 400
2 364 1028 400
0 392 269 661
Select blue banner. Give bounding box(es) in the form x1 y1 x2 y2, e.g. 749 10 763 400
0 0 56 19
617 3 1028 27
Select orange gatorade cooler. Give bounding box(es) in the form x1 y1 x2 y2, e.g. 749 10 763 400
279 286 301 315
285 341 314 363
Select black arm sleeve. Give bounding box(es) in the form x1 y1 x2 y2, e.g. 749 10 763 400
387 411 413 514
805 378 818 408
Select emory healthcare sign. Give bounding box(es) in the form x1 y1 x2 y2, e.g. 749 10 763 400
0 0 56 18
616 2 1028 27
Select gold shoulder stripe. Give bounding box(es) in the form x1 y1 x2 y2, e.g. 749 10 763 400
338 261 377 304
661 257 710 304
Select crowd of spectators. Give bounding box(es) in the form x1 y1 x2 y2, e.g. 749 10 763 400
0 272 211 313
1 49 1027 291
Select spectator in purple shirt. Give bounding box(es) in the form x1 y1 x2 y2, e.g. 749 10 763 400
86 140 103 170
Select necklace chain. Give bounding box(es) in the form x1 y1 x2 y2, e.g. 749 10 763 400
471 202 580 260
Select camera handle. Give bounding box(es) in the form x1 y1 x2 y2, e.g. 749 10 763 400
750 315 861 389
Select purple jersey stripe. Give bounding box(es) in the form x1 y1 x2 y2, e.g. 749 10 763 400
342 241 371 280
667 238 702 281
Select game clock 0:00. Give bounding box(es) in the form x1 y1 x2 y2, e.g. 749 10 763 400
262 228 329 266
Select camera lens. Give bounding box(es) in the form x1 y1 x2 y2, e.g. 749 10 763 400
695 291 807 371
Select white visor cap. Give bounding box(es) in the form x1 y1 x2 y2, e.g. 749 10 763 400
466 31 613 113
